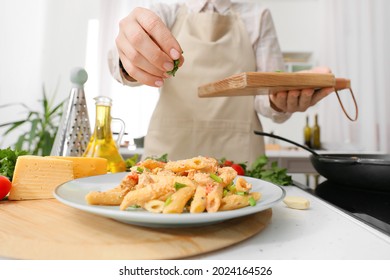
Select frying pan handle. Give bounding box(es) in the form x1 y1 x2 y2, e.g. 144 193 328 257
253 131 319 156
334 78 350 90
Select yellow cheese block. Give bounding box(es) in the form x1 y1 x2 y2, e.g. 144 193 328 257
47 156 108 178
9 155 74 200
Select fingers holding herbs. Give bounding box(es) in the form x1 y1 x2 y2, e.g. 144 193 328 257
116 7 184 87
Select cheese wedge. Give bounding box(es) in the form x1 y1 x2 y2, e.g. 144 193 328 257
47 156 108 178
8 155 74 200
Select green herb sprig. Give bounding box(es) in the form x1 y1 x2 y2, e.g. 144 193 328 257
166 59 180 76
125 154 139 169
210 173 223 183
0 148 28 180
174 182 187 190
245 155 292 186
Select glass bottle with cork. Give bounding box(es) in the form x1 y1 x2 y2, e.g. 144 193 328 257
303 115 311 148
83 96 126 173
311 114 321 150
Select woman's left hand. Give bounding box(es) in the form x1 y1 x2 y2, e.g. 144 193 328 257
269 67 334 113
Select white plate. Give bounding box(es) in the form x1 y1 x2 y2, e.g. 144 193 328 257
54 172 286 228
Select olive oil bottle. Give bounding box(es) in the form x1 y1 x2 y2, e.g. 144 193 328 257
303 115 311 148
311 114 321 150
83 96 126 173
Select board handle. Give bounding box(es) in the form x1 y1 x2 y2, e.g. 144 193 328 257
334 78 350 90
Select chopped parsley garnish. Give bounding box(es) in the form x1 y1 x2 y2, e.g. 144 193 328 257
210 173 223 183
164 196 172 206
174 182 187 190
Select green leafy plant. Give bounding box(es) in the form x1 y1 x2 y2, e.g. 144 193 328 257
245 155 292 186
0 86 65 156
0 148 28 180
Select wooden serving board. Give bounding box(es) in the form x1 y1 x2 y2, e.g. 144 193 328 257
198 72 351 97
0 199 272 260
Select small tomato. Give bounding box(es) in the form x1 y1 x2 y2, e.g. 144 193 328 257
231 164 245 176
0 175 12 200
224 160 233 166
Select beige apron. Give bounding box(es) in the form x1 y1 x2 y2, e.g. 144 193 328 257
144 5 265 164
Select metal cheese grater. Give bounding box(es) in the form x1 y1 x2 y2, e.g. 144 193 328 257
50 67 91 156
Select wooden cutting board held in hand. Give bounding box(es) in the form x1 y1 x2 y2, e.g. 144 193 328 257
198 72 350 97
0 199 272 260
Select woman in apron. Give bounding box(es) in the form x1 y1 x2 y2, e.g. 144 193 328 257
109 0 333 164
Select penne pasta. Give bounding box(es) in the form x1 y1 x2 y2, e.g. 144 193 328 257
218 167 237 187
120 179 174 210
206 184 223 213
190 186 207 213
137 158 166 170
219 192 261 211
86 191 126 206
165 156 218 174
85 156 263 214
163 185 196 214
235 177 252 192
144 200 165 213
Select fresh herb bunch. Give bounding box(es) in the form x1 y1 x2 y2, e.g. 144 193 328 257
0 148 28 180
125 154 139 169
245 155 292 186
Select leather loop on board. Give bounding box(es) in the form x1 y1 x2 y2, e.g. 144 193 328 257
335 87 358 121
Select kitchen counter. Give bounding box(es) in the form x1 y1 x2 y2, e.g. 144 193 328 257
1 184 389 260
193 185 390 260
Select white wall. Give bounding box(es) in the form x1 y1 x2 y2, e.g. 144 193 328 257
257 0 321 146
258 0 320 53
0 0 46 147
0 0 99 148
41 0 99 98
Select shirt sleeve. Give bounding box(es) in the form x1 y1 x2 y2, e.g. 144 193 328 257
252 8 291 123
108 46 140 87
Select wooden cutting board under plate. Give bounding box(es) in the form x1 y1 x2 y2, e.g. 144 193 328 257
198 72 350 97
0 199 272 260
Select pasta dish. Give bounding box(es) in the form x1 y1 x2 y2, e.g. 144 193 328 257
85 156 261 214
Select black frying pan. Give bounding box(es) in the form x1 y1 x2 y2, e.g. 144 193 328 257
254 131 390 192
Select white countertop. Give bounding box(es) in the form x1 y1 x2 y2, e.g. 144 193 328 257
1 185 389 260
192 186 390 260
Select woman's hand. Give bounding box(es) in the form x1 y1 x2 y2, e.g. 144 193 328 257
269 67 334 113
116 7 184 87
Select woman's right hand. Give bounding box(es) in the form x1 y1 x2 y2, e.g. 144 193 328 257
116 7 184 87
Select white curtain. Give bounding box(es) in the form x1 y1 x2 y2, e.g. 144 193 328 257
317 0 390 152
